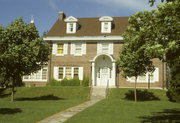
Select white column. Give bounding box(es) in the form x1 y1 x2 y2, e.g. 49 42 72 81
111 62 116 86
92 62 95 86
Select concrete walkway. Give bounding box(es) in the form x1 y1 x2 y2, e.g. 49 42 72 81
37 87 106 123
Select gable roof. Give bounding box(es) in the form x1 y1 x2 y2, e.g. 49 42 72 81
46 17 129 37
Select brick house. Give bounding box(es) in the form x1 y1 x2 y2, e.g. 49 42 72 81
23 12 165 88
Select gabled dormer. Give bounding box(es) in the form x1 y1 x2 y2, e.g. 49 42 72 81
64 16 78 34
99 16 113 33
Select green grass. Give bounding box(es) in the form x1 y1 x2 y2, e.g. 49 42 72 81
0 86 90 123
65 88 180 123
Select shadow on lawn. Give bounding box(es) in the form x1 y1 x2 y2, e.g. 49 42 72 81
124 90 160 101
139 108 180 123
0 108 22 114
15 94 64 101
0 88 15 98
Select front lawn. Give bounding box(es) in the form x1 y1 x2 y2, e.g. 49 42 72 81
0 86 90 123
65 88 180 123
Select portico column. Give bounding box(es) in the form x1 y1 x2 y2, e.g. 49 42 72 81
92 62 95 86
112 62 116 86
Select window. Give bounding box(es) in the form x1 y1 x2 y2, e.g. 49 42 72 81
23 67 48 81
58 67 63 79
57 44 64 54
104 22 109 32
52 43 68 56
74 68 79 79
42 68 47 80
102 43 109 54
65 67 72 79
71 42 86 56
75 43 82 55
97 42 113 54
127 68 159 83
69 23 74 32
54 67 83 80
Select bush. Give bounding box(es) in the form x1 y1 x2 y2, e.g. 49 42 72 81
60 78 80 86
82 75 90 86
46 79 61 86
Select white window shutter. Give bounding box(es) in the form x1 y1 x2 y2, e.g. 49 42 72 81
82 42 86 55
97 42 102 54
66 23 69 33
70 43 75 55
52 43 57 55
108 22 111 33
78 67 83 80
64 43 68 54
53 67 59 80
109 42 113 55
154 68 159 82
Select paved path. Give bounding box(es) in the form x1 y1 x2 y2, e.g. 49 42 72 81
37 87 106 123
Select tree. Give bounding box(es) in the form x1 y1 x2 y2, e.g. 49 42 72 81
0 18 50 101
121 1 180 101
117 13 155 101
149 0 176 6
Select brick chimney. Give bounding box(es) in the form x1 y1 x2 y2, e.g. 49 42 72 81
58 11 66 20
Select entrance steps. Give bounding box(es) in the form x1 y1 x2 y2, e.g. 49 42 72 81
91 87 107 100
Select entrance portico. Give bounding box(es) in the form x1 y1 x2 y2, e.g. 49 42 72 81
90 54 116 87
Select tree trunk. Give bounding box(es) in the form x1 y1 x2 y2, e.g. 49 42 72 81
148 73 150 89
11 80 15 102
134 76 137 102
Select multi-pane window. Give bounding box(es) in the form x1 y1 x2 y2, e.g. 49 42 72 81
23 67 48 81
74 68 79 79
104 22 109 32
42 68 47 80
127 68 159 83
58 68 63 79
69 23 74 32
57 44 64 54
65 67 72 79
75 43 82 55
56 67 82 80
101 43 109 54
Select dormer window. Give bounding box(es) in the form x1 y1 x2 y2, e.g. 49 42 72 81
99 16 113 33
65 16 78 33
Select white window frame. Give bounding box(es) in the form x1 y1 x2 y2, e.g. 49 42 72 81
97 42 113 55
127 68 159 83
54 67 83 80
23 67 48 82
71 42 86 56
52 43 68 56
101 22 111 33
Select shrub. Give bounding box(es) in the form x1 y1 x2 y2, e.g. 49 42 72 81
46 79 61 86
82 75 90 86
60 78 80 86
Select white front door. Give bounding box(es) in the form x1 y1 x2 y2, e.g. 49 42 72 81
99 67 110 86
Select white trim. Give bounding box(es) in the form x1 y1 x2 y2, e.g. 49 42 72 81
23 67 48 82
64 16 78 22
99 16 113 22
43 36 124 41
54 66 83 81
127 68 159 83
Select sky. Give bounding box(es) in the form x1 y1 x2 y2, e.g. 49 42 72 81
0 0 161 36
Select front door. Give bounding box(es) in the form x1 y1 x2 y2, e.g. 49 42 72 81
99 67 110 86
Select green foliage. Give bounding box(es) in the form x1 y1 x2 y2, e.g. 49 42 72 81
81 75 90 87
46 79 61 86
166 60 180 102
60 78 80 86
0 17 50 101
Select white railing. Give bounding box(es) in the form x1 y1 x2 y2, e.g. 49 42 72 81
105 79 109 99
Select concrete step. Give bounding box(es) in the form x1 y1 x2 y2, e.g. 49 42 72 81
91 87 107 100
